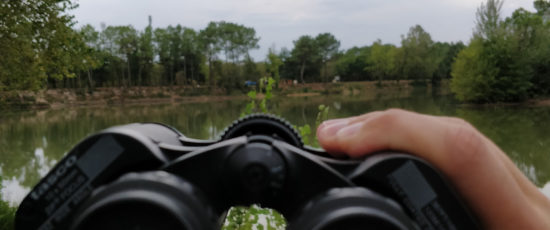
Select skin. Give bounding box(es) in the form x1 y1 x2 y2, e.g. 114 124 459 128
316 109 550 230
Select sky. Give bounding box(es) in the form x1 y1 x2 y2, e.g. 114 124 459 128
70 0 535 61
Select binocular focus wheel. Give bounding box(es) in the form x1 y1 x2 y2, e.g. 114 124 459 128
221 114 303 148
70 171 218 230
289 187 417 230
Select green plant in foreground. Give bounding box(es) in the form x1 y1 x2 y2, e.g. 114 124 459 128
241 77 275 117
222 205 286 230
316 104 330 127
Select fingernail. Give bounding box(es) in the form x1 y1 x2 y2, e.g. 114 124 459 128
319 119 349 137
337 122 364 137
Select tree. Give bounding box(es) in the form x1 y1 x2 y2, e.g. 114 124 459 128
451 0 534 102
534 0 550 14
0 0 86 90
116 26 138 87
432 42 465 83
199 22 223 85
399 25 438 82
136 16 154 86
180 28 203 84
154 27 172 85
475 0 504 40
506 6 550 95
315 33 340 82
217 22 260 64
365 40 397 83
78 25 104 91
450 39 499 102
291 35 321 83
335 46 371 81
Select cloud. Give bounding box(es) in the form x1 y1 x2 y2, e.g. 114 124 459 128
71 0 535 60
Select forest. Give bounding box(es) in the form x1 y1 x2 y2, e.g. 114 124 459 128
0 0 549 103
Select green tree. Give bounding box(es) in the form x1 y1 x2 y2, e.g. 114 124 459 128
475 0 504 40
506 7 550 95
534 0 550 14
450 39 498 102
116 26 138 87
154 27 172 85
315 33 340 82
399 25 438 82
451 0 535 102
0 0 86 90
217 22 260 64
335 46 371 81
136 16 155 86
365 40 397 83
199 22 223 85
432 42 465 83
290 35 321 83
181 28 204 84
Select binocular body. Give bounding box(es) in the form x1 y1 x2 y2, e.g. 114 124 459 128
15 114 479 230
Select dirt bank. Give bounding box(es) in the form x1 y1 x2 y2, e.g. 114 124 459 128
0 81 414 109
14 80 547 110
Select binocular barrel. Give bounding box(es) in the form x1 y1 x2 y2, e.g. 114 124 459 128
15 115 480 230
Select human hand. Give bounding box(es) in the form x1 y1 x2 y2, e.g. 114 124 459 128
316 109 550 229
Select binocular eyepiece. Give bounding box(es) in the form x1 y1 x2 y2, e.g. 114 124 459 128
15 114 480 230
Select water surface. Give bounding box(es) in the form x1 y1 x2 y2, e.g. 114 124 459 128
1 87 549 213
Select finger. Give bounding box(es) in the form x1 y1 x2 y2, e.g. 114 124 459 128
317 111 383 154
317 109 542 229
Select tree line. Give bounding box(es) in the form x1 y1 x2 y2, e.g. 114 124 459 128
451 0 550 102
1 0 549 103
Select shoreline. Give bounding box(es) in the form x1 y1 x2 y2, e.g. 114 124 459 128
0 81 417 109
1 81 549 109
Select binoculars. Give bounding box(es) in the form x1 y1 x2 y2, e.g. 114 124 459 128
15 114 479 230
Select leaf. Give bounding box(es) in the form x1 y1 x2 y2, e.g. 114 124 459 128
247 90 257 99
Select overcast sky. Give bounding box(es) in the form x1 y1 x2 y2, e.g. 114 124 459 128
71 0 535 60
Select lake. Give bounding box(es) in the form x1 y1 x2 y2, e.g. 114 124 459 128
1 86 549 226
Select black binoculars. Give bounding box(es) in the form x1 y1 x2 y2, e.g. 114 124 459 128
15 114 479 230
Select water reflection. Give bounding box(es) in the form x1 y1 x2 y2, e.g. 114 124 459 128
1 177 29 207
0 88 549 210
542 182 550 198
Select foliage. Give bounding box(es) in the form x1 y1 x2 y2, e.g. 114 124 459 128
290 35 322 83
222 205 286 230
399 25 439 82
451 0 548 102
316 104 330 127
296 124 312 145
241 77 275 117
432 42 465 83
2 0 549 104
240 79 329 146
450 39 499 102
265 48 283 88
335 46 371 81
365 40 398 82
199 21 260 86
0 0 92 90
315 33 341 82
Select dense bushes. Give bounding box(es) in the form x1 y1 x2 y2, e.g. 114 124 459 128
451 0 550 102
